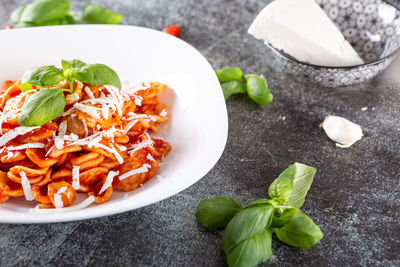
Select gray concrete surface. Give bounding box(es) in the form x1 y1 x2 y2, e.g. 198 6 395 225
0 0 399 266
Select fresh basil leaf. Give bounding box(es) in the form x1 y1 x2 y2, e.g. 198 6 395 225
222 204 273 253
10 5 27 26
242 198 271 210
74 63 121 88
226 229 273 267
268 174 293 203
275 210 323 249
269 163 317 209
81 4 123 24
195 197 242 229
245 74 273 107
221 81 246 100
12 0 70 27
18 88 65 126
61 59 86 72
271 208 298 228
216 67 244 83
21 65 64 91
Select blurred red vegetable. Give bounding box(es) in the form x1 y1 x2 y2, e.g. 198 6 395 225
2 26 15 30
163 24 180 37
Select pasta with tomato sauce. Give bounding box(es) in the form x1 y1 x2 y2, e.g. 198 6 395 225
0 79 171 212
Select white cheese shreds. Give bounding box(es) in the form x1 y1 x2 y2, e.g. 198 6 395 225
123 119 138 134
134 96 143 106
99 170 119 195
82 119 89 137
321 115 363 148
119 164 152 181
117 144 127 151
66 93 79 102
30 195 95 214
0 126 40 147
84 86 95 98
74 103 100 118
20 171 34 201
146 153 155 161
54 186 67 209
7 143 45 150
72 165 80 190
128 134 154 155
127 112 157 122
159 109 167 117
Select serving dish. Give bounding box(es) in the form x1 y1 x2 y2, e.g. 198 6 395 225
267 0 400 87
0 25 228 223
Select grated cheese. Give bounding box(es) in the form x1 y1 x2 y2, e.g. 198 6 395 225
119 163 152 181
84 86 95 98
7 143 45 150
54 186 67 208
20 171 34 201
66 93 79 102
128 133 154 155
74 103 100 118
72 165 80 190
30 195 95 214
123 119 138 134
0 126 40 147
99 170 119 195
146 153 156 161
159 109 167 117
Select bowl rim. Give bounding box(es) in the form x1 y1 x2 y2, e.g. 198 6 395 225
267 0 400 69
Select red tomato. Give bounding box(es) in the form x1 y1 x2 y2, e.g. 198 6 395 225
162 24 180 37
2 26 15 30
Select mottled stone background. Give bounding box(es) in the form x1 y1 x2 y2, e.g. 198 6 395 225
0 0 399 266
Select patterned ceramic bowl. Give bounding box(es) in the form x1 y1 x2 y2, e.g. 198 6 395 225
267 0 400 87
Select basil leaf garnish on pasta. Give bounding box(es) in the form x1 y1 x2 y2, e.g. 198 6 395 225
81 3 123 24
18 88 66 126
21 65 65 92
73 63 121 88
61 59 87 72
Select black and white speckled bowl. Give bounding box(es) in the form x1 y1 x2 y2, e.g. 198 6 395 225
266 0 400 87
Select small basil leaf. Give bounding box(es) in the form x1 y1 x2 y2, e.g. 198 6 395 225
242 198 271 210
195 197 242 229
81 4 123 24
271 208 298 228
216 67 244 83
222 204 273 253
245 74 273 107
269 163 317 209
221 81 246 100
21 65 64 91
226 229 273 267
12 0 70 26
74 64 121 88
17 88 65 126
11 5 27 25
61 59 86 72
268 175 293 203
275 210 323 249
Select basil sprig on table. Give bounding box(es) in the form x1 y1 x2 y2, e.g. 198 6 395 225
11 0 122 27
195 163 323 267
216 67 273 107
18 59 121 126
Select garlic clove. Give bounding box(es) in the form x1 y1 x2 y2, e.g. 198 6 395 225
320 115 363 148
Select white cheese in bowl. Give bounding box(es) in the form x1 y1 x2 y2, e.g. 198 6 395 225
248 0 364 67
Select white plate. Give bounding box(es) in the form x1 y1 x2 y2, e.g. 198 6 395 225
0 25 228 223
